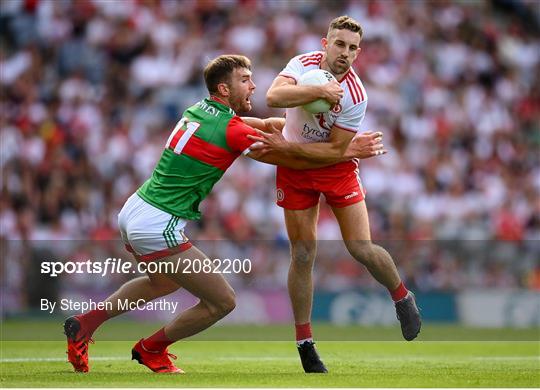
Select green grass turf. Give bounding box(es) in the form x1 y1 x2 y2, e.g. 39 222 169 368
2 318 540 341
1 323 539 387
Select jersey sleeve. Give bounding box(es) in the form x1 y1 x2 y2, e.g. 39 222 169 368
333 100 368 133
278 56 304 83
225 116 259 155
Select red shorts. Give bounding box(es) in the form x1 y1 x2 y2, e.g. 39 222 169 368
276 161 366 210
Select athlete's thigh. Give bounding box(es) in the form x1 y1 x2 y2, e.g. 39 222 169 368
331 200 371 241
157 245 233 302
284 204 320 242
146 266 182 293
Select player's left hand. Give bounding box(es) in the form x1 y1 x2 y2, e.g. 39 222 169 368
247 123 288 155
345 131 387 159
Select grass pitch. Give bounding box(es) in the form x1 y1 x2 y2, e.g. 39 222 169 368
1 321 539 387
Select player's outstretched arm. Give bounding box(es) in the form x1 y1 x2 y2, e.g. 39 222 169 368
248 126 386 163
243 122 338 169
241 117 285 132
266 76 343 108
246 149 327 169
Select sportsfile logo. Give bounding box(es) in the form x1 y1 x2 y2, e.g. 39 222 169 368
40 258 252 277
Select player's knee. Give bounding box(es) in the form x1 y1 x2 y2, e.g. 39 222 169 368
207 288 236 319
290 242 316 265
220 291 236 315
347 241 376 266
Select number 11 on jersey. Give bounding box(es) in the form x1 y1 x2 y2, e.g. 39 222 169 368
165 117 201 154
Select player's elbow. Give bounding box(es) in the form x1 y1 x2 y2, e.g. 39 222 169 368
266 89 281 108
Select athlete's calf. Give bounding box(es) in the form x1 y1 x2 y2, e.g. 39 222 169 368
344 240 401 290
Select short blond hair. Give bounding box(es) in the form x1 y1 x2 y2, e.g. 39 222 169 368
328 15 363 40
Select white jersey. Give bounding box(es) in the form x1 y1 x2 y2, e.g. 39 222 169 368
279 51 368 143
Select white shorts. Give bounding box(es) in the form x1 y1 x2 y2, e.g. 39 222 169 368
118 193 192 262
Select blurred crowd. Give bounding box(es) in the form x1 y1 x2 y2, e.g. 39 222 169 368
1 0 539 301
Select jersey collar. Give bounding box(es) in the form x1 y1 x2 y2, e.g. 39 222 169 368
336 68 352 83
208 96 236 115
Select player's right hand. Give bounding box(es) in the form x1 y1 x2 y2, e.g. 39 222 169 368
247 123 288 155
320 80 344 105
345 131 387 159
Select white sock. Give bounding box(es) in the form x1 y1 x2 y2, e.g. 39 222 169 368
296 337 313 346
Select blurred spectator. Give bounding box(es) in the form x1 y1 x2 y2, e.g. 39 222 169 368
1 0 539 306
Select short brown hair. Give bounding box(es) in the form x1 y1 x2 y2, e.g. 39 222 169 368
203 55 251 94
328 15 363 40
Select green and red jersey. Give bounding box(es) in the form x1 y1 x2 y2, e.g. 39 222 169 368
137 97 257 220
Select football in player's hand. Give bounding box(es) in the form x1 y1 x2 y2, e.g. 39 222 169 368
299 69 335 114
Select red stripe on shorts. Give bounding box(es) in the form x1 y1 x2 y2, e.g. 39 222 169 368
125 242 193 262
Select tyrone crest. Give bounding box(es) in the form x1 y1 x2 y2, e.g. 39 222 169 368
276 188 285 202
